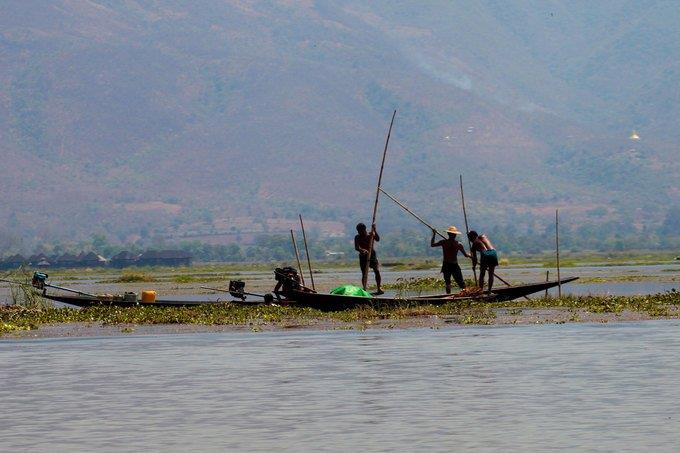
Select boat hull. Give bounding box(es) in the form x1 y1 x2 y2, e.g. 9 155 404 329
41 294 254 308
40 277 578 310
282 277 579 311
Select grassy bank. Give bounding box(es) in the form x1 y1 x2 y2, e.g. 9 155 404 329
2 292 678 337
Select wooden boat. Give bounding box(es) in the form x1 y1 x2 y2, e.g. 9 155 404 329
277 277 579 311
19 271 255 307
39 292 256 307
32 274 578 310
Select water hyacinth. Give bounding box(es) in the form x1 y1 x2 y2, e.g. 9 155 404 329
1 291 678 336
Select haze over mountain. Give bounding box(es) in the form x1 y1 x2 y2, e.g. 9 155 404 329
1 0 678 251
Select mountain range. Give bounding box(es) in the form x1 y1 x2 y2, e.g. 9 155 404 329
1 0 678 251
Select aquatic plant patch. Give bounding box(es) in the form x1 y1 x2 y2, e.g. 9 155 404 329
1 291 678 336
109 272 156 283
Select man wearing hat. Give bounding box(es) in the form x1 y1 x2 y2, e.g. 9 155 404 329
431 226 471 294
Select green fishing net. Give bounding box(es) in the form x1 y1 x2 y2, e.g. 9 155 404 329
330 285 373 298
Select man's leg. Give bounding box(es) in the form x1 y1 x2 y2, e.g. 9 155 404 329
487 266 495 292
360 260 369 290
373 266 382 294
452 264 465 290
443 270 452 294
479 266 486 289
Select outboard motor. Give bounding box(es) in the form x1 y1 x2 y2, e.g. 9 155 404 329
228 280 247 300
31 272 48 291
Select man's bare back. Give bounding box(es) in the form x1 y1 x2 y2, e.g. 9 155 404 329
472 234 494 253
467 231 498 292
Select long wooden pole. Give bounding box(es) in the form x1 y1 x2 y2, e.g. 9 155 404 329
290 229 306 287
382 187 523 292
363 109 397 289
459 174 478 285
379 188 446 239
299 214 315 291
556 209 561 297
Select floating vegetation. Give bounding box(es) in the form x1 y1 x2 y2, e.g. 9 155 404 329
1 291 678 337
383 261 437 271
382 277 444 291
381 276 478 297
112 272 156 283
500 291 680 317
169 274 233 283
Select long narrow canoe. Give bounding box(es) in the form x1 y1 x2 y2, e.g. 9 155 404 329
280 277 579 311
39 277 577 309
40 293 254 308
412 276 580 300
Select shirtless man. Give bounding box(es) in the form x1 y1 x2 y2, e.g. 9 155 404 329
430 225 471 294
354 223 383 294
467 230 499 292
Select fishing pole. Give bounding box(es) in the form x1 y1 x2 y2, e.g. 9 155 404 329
364 110 397 289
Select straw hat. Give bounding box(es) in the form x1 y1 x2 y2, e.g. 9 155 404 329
446 225 462 235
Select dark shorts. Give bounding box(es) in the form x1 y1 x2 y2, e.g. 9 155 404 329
441 261 465 288
480 249 499 269
360 251 379 271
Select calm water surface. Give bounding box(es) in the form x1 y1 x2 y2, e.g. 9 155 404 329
2 321 680 452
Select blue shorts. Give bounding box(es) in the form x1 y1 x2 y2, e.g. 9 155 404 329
480 250 498 268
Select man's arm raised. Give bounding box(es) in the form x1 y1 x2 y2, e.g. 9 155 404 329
431 230 443 247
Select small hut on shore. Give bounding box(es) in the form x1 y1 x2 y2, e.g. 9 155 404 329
55 253 79 268
137 250 192 267
79 252 108 267
28 253 50 266
110 251 140 268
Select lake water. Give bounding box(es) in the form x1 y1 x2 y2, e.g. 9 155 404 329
2 320 680 451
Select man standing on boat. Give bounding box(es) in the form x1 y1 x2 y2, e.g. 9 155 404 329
430 226 471 294
355 223 383 295
467 230 499 292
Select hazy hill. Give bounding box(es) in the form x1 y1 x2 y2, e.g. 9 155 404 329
0 0 678 251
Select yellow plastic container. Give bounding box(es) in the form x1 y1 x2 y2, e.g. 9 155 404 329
141 290 157 304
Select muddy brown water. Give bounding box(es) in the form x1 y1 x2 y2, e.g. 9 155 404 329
2 320 680 451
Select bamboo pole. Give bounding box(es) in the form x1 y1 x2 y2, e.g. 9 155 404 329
290 229 306 287
363 109 397 289
299 214 315 291
459 174 478 285
381 187 524 294
556 209 562 297
200 286 265 298
379 188 446 239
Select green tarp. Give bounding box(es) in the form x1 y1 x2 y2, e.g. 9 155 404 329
330 285 373 298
